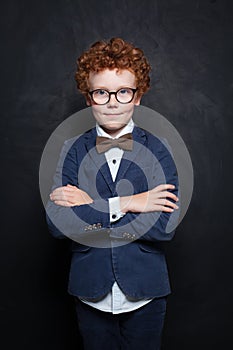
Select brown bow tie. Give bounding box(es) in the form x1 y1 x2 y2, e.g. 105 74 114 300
96 133 133 153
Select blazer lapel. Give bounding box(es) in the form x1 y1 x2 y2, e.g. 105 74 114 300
115 126 147 182
84 128 115 194
83 126 147 194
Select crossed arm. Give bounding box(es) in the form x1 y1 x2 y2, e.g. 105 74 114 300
47 134 179 242
49 183 179 214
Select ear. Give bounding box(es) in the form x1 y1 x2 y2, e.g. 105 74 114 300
85 95 91 106
134 94 142 106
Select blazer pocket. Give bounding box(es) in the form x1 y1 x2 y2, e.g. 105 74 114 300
139 243 163 254
71 243 91 253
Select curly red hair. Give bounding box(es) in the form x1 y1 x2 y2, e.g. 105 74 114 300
75 37 151 98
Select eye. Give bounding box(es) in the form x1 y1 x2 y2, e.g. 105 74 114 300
94 89 108 96
118 88 131 95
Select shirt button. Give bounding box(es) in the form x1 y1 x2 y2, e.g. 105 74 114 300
112 159 117 164
112 214 117 219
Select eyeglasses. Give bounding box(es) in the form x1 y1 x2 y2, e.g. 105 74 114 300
88 87 138 105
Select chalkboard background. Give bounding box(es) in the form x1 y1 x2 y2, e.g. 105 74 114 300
1 1 232 349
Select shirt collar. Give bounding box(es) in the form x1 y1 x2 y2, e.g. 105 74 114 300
96 119 134 139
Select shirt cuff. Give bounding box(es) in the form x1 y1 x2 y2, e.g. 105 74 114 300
108 197 126 223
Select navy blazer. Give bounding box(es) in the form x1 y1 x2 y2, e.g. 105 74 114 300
46 125 179 300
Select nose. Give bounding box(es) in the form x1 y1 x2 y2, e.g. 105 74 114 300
107 93 118 107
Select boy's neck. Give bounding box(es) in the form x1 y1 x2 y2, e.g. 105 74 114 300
97 119 134 139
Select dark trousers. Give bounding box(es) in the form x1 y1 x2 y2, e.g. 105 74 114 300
74 296 167 350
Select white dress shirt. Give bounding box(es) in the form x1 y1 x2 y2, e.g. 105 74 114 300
80 119 153 314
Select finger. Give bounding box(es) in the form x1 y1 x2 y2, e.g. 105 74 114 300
50 193 65 201
151 198 179 209
52 189 78 199
148 192 178 203
161 206 175 213
154 184 176 192
164 199 179 209
52 186 76 195
157 191 179 201
51 186 67 194
53 200 74 207
50 192 75 202
157 204 177 213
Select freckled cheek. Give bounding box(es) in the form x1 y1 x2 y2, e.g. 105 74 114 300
91 108 104 122
121 105 135 119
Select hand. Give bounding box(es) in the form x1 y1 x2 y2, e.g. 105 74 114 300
50 184 93 207
120 184 179 213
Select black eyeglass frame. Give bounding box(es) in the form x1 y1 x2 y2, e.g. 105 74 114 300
88 88 138 105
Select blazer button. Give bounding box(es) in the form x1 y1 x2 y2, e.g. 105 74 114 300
122 232 131 239
122 232 136 240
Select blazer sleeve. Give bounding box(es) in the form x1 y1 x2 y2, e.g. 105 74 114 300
46 137 111 241
109 135 180 242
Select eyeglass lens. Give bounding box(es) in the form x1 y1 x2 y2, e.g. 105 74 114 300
91 88 135 104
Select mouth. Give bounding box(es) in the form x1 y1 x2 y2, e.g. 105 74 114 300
104 113 122 116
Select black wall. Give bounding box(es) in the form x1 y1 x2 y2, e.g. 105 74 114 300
1 1 233 349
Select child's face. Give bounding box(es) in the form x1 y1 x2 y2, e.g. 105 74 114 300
87 69 141 136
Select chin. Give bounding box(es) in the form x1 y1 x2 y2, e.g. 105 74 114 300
103 121 127 129
102 123 125 135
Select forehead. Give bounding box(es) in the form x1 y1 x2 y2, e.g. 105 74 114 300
88 69 136 89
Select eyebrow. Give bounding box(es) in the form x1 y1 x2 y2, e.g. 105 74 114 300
89 86 137 91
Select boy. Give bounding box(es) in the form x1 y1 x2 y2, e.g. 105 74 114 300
47 37 179 350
